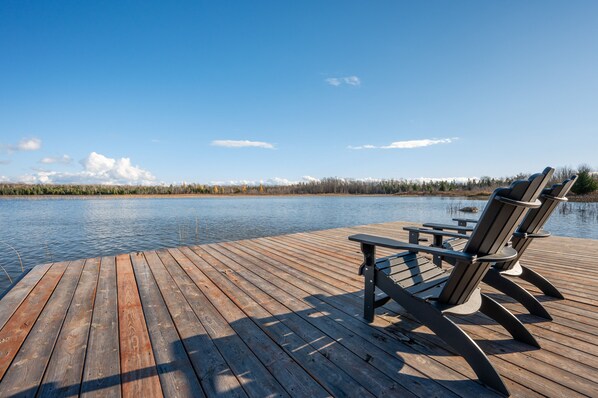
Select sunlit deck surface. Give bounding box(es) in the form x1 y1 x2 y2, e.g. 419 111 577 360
0 221 597 397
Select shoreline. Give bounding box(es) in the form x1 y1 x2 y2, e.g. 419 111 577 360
1 192 597 202
0 192 492 200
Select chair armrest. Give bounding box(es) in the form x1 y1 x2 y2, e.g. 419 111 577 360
422 223 474 233
513 229 551 239
403 227 472 240
477 246 518 263
348 234 474 262
495 196 542 208
452 217 478 224
452 217 478 227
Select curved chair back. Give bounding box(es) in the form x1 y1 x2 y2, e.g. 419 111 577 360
495 175 577 271
439 167 555 305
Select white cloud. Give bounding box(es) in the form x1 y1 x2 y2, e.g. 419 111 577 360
349 137 457 150
2 137 42 153
207 175 478 186
39 155 72 164
325 78 342 86
411 176 477 184
17 152 156 185
0 175 9 182
325 76 361 87
211 176 318 186
211 140 275 149
14 138 42 151
80 152 155 183
302 175 320 183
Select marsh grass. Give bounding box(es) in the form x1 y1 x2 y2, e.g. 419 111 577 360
0 241 25 286
177 216 210 245
558 202 598 222
446 202 481 215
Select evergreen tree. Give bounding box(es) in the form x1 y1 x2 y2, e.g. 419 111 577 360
571 165 598 195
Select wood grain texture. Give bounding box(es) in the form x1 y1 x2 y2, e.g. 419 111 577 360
39 258 100 397
130 252 204 398
0 259 85 397
116 253 162 398
0 261 53 330
143 250 247 398
0 261 68 381
81 256 121 398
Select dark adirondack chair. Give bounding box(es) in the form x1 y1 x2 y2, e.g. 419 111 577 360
349 168 554 396
406 175 576 320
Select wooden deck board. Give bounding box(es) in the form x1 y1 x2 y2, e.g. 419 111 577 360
116 253 162 398
81 256 121 398
0 221 597 397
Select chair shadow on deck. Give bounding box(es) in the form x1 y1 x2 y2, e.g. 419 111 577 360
4 287 547 397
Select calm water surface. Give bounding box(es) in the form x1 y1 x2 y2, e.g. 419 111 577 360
1 196 597 291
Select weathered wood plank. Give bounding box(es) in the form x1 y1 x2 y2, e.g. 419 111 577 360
172 246 382 398
0 262 53 330
0 261 69 381
164 249 330 397
155 249 290 398
38 258 100 397
81 256 121 398
116 253 162 398
143 250 246 398
0 259 85 397
130 252 204 398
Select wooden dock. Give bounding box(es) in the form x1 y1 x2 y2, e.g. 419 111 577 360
0 221 597 397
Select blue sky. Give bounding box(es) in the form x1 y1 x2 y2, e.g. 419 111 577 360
1 1 597 185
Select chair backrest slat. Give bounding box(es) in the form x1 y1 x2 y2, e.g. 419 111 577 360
499 176 577 270
439 167 555 305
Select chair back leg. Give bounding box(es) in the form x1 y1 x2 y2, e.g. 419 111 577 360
483 269 553 320
479 294 540 348
519 265 565 299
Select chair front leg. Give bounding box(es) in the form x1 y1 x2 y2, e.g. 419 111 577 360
361 243 376 323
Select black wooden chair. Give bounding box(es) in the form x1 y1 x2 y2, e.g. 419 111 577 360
406 175 576 320
349 167 554 396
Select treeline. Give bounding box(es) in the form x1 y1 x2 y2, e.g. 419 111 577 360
0 177 508 196
0 166 594 196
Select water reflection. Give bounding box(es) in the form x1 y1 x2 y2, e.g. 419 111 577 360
1 196 597 291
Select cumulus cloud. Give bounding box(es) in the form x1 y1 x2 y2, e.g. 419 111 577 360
17 152 156 185
79 152 155 183
349 137 457 150
211 140 275 149
39 155 72 164
325 76 361 87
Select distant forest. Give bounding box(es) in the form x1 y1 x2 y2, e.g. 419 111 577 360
1 167 591 197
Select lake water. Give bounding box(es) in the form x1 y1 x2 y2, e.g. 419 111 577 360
1 196 597 291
